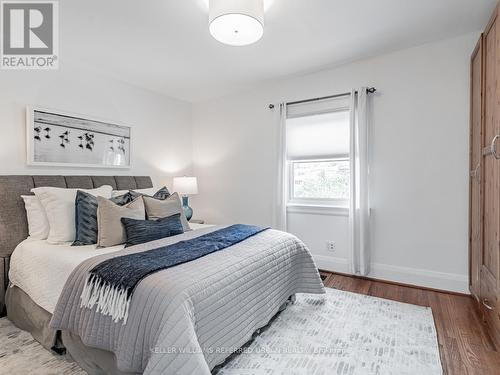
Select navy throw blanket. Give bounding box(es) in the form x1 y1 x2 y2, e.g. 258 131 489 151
80 224 269 323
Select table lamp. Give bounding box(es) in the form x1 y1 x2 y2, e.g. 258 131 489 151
173 176 198 221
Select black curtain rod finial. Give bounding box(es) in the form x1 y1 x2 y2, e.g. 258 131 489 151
269 104 275 109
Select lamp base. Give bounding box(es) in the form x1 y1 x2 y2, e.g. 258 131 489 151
182 196 193 221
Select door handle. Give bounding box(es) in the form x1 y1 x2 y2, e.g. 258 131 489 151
483 298 494 311
492 135 500 159
483 135 500 158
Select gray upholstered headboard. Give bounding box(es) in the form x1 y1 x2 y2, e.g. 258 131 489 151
0 175 152 315
0 175 152 258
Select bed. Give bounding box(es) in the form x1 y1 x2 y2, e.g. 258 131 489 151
0 175 325 375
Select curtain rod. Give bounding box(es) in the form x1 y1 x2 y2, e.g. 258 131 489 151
268 87 376 109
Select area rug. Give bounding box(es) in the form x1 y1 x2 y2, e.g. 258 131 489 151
0 318 86 375
0 288 442 375
217 288 442 375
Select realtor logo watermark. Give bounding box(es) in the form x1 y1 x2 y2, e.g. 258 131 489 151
1 1 58 69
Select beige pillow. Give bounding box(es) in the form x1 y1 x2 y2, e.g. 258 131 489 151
97 196 145 247
143 192 191 232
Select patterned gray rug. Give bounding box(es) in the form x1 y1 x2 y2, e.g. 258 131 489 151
0 318 86 375
218 288 442 374
0 288 442 375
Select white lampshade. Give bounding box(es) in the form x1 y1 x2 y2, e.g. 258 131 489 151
209 0 264 46
173 177 198 195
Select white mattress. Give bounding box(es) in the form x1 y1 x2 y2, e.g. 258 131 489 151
8 223 211 313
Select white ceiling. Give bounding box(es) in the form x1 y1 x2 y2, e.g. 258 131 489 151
62 0 496 102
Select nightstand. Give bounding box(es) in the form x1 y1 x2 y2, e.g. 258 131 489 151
190 219 205 224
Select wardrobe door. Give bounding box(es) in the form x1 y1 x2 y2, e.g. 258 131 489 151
469 36 483 300
481 11 500 345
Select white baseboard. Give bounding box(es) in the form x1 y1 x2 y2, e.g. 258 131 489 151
368 263 469 294
314 255 351 274
313 255 469 294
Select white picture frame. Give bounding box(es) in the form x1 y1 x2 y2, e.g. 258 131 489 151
26 106 132 168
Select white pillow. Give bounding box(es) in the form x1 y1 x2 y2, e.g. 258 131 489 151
32 185 113 244
111 187 162 198
21 195 50 240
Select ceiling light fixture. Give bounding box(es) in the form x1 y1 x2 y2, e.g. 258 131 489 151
209 0 264 46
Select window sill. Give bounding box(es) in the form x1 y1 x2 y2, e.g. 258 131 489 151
286 204 349 217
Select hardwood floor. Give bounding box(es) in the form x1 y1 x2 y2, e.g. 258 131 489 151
319 271 500 375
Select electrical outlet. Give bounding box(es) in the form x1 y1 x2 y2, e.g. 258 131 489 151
326 241 336 252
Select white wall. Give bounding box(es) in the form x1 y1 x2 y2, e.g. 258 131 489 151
287 208 350 274
0 63 193 187
192 32 479 293
0 32 477 293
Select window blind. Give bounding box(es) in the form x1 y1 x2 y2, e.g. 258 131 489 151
286 109 350 160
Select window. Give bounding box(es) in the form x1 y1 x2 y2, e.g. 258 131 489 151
291 159 349 205
286 97 350 207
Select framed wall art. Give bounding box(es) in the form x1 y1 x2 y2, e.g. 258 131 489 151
27 107 131 168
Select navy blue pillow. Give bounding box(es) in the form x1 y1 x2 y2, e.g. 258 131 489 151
121 213 184 247
72 191 130 246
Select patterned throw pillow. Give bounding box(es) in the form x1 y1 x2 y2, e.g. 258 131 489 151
121 213 184 247
73 191 131 246
111 191 136 206
129 186 170 201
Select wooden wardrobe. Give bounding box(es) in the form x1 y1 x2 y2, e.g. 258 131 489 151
469 3 500 347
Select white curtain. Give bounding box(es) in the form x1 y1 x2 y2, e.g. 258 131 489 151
349 88 371 276
274 103 288 231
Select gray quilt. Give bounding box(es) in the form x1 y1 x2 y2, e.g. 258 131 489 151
50 226 325 374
